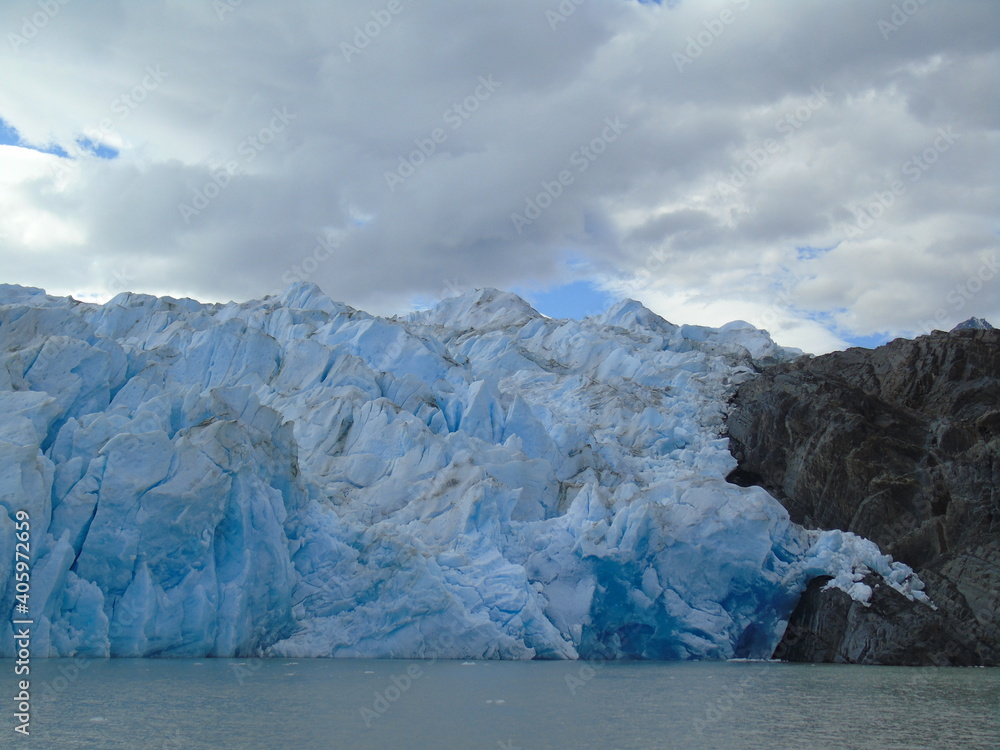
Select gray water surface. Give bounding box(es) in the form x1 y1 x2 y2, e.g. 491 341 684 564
2 658 997 749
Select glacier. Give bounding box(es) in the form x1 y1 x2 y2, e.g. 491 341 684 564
0 282 930 659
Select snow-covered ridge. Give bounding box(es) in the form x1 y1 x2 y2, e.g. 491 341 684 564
0 283 925 659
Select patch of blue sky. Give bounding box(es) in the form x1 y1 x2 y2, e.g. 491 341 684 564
75 137 119 159
0 116 68 156
796 243 839 260
802 306 891 349
517 279 614 320
0 116 117 159
843 332 893 349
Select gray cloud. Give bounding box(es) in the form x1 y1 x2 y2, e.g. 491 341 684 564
0 0 997 352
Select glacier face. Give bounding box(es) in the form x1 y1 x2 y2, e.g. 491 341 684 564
0 283 929 659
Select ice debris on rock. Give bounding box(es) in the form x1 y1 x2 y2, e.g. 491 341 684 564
0 282 928 659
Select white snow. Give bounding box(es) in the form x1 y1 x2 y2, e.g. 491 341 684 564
0 282 928 659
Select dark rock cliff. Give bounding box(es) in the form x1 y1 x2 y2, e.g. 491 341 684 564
727 327 1000 665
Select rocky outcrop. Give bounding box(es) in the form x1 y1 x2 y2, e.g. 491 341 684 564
727 327 1000 665
772 574 985 666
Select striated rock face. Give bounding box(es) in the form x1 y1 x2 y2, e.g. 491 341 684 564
728 328 1000 665
773 574 985 666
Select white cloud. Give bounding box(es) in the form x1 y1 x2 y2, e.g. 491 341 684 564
0 0 997 351
0 145 86 249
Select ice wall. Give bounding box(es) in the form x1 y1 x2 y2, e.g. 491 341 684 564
0 283 927 659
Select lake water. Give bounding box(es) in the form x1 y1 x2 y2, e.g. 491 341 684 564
1 658 997 749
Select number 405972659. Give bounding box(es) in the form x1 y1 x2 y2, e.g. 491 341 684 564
14 510 30 609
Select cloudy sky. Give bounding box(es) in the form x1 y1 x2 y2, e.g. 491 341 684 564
1 0 997 353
